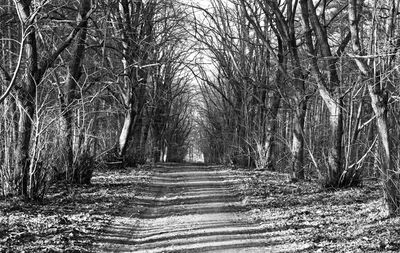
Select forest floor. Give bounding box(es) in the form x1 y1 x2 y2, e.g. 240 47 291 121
0 166 152 252
0 163 399 252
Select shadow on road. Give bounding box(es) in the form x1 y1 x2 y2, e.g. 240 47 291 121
94 163 311 253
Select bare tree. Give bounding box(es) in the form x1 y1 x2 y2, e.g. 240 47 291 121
348 0 400 216
5 0 95 199
298 0 355 187
239 0 309 178
58 0 93 183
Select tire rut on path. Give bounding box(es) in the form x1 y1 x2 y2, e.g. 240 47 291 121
94 164 309 252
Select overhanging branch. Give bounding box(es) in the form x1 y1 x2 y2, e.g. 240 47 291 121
0 33 26 104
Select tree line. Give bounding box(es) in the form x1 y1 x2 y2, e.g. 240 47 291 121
2 0 400 218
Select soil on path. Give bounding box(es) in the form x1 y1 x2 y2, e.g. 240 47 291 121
94 164 311 252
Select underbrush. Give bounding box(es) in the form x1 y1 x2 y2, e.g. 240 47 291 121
0 166 152 253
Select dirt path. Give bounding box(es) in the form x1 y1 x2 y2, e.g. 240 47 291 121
94 164 308 252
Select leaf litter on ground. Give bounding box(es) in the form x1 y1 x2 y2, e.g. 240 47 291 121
236 168 400 252
2 165 400 252
0 165 152 253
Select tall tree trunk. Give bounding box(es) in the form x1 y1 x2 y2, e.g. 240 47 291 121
326 98 344 186
300 0 347 186
263 37 283 171
263 90 280 170
140 116 150 153
1 7 18 195
130 81 147 159
13 1 39 197
118 42 134 157
348 0 400 215
136 112 150 163
287 3 308 180
2 97 17 196
291 96 307 180
369 82 399 215
306 0 345 186
62 0 91 180
119 107 135 157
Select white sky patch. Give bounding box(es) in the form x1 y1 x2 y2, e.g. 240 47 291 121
190 0 212 8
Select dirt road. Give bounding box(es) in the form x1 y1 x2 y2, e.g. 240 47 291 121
94 164 305 252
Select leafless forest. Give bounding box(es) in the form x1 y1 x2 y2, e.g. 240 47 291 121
1 0 194 197
1 0 400 251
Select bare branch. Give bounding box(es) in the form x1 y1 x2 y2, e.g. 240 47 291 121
38 2 97 75
0 32 26 104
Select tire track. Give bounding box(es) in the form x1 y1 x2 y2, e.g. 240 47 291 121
94 164 311 252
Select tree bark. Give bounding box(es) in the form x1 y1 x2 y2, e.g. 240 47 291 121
263 90 280 170
13 1 39 197
119 107 136 157
369 82 399 215
326 99 344 185
61 0 91 179
291 96 307 180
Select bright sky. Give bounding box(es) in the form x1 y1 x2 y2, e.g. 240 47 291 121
190 0 212 7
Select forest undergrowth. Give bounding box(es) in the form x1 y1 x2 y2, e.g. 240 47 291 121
0 166 152 253
237 169 400 252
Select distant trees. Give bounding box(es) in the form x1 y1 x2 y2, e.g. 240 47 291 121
101 0 192 165
193 0 283 168
150 54 194 162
